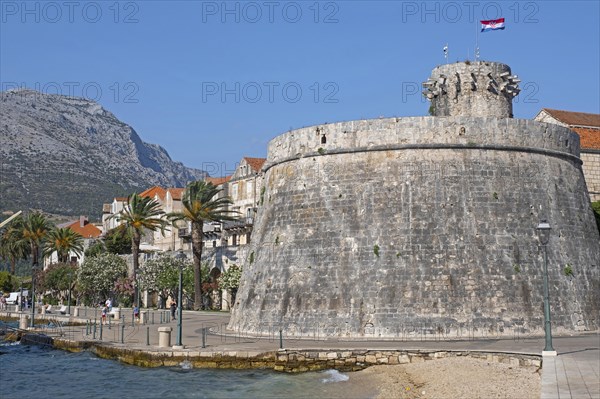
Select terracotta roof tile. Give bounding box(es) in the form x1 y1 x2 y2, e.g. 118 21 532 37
206 175 232 186
244 157 266 172
66 220 102 238
572 127 600 150
139 186 167 200
167 188 184 200
542 109 600 128
114 197 128 201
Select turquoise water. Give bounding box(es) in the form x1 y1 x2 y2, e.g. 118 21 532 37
0 336 376 398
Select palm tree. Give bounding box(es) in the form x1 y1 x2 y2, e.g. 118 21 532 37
43 227 84 263
19 212 53 268
0 221 29 274
112 193 167 306
168 181 237 310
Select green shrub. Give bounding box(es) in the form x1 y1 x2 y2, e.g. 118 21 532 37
592 201 600 234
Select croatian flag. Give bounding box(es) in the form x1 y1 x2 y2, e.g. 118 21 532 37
481 18 505 32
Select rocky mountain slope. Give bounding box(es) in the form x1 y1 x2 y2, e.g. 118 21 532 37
0 89 206 218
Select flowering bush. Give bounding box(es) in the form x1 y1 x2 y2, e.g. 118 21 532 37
138 253 193 308
218 264 242 290
78 253 127 303
114 275 135 307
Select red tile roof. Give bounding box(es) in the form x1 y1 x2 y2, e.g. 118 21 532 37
139 186 167 200
65 220 102 239
541 109 600 128
244 157 266 172
114 197 128 202
572 127 600 150
206 176 232 186
167 188 184 200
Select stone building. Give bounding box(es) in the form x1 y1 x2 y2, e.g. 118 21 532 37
45 216 102 267
101 196 127 232
229 61 600 339
222 157 266 247
101 186 188 252
534 109 600 201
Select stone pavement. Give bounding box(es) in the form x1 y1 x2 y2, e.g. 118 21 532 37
3 308 599 398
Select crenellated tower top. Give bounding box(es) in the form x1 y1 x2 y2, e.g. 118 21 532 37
423 61 520 118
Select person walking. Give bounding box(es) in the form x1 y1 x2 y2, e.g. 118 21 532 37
170 300 177 320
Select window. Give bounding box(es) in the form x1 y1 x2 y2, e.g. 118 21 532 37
246 181 253 196
231 183 238 200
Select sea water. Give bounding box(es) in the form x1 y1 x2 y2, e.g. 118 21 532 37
0 339 376 399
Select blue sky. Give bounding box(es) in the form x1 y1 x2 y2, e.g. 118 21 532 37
1 1 599 176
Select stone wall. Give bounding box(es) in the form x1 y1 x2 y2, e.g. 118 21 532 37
581 151 600 201
424 62 518 118
229 115 600 338
85 341 542 372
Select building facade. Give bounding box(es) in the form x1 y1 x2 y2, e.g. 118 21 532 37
534 109 600 201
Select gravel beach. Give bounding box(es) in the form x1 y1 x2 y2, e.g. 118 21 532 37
349 356 541 399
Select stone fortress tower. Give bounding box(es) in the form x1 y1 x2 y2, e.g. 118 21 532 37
229 61 600 339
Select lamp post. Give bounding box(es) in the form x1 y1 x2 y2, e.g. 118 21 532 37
67 269 73 316
537 220 556 356
30 262 38 328
173 250 186 349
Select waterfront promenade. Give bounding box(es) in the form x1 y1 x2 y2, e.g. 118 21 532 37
2 308 598 399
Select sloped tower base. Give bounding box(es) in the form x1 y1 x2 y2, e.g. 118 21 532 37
229 63 600 339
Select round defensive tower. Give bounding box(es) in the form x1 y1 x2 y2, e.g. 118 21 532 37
229 61 600 339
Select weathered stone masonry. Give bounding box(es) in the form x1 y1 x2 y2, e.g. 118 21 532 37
229 62 600 338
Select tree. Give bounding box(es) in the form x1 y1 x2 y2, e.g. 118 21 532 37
167 181 237 310
17 212 53 268
0 270 14 293
43 227 84 263
37 262 77 301
0 221 29 274
111 193 167 306
78 253 127 305
218 264 242 308
592 201 600 234
84 240 105 258
104 227 133 255
138 253 193 309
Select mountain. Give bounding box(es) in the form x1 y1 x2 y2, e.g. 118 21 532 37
0 89 206 218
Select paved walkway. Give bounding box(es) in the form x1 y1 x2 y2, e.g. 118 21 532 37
2 308 599 398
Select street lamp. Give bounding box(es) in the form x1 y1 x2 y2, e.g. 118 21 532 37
67 268 74 316
30 262 38 328
173 250 186 349
537 220 556 356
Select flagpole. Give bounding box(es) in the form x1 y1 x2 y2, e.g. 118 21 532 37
475 19 480 60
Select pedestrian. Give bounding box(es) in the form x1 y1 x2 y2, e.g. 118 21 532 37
101 305 107 324
170 300 177 320
0 295 5 311
133 305 139 321
105 298 112 312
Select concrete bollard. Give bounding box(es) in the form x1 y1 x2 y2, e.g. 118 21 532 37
19 314 29 330
41 306 46 315
140 311 148 324
74 307 79 317
158 326 172 348
112 308 120 320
